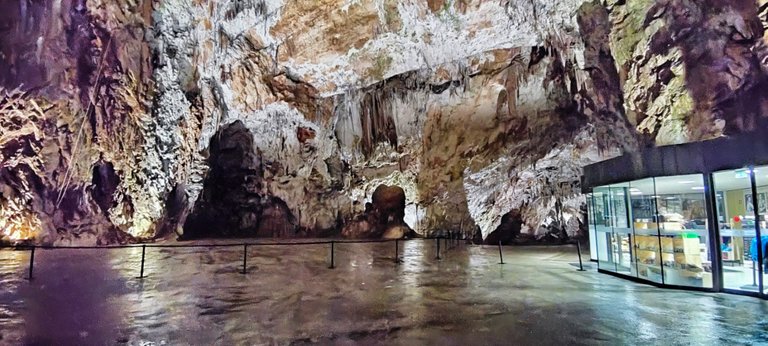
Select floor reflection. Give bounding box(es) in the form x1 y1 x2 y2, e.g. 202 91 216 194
1 242 768 344
0 249 26 343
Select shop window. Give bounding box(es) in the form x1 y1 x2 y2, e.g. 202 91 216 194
713 168 761 292
629 178 662 283
654 174 712 288
587 193 598 261
593 186 615 272
591 184 633 274
610 183 633 275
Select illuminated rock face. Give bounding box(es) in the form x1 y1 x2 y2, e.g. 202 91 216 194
0 0 766 244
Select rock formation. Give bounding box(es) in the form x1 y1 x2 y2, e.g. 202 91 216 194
1 0 767 245
343 184 415 239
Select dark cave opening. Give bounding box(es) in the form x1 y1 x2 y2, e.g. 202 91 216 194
91 160 119 214
482 209 524 245
182 120 297 239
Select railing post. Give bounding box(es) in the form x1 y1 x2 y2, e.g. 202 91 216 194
241 244 248 274
435 237 441 260
329 241 335 269
576 241 585 271
498 241 504 264
394 239 401 264
453 232 457 248
28 245 35 280
139 244 146 279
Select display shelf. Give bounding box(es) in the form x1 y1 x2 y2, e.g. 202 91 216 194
637 263 663 271
659 229 708 238
635 247 658 252
636 263 663 282
663 266 713 286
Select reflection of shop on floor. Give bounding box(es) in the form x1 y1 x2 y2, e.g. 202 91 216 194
582 132 768 298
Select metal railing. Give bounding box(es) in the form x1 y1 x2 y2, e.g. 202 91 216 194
1 233 588 280
3 232 467 280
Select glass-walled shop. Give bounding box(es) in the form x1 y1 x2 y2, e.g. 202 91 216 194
587 166 768 295
588 174 712 288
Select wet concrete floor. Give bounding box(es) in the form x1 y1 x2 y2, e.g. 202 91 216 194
2 239 768 345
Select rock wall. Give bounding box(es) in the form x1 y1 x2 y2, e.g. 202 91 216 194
610 0 768 144
1 0 767 245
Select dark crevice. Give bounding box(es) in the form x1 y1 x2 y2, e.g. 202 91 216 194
183 120 297 239
90 160 119 214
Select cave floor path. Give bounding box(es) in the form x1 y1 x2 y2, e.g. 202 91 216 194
1 240 767 345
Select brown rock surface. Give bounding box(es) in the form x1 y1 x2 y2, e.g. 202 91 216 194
343 184 414 239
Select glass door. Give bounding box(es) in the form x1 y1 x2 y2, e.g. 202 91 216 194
654 174 712 288
753 166 768 295
610 184 633 275
593 187 615 272
713 168 762 293
629 178 663 283
587 193 598 261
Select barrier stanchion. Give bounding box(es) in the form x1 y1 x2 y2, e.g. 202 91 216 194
241 244 248 274
576 241 585 271
139 244 146 279
394 239 401 264
28 245 35 280
329 241 335 269
436 238 441 260
498 241 504 264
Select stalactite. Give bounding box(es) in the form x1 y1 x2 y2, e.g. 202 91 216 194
19 0 29 33
51 0 62 34
35 36 43 63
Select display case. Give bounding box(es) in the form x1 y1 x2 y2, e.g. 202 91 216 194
662 233 712 287
634 234 663 282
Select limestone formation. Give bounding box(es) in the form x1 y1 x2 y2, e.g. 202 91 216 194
1 0 767 245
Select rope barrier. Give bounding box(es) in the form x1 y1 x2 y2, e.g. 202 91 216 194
1 236 590 282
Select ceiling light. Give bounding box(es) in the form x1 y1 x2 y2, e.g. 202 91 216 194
678 180 696 184
665 197 678 200
735 170 750 179
691 186 705 190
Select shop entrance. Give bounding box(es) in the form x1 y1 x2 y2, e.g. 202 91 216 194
582 132 768 298
713 167 766 294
